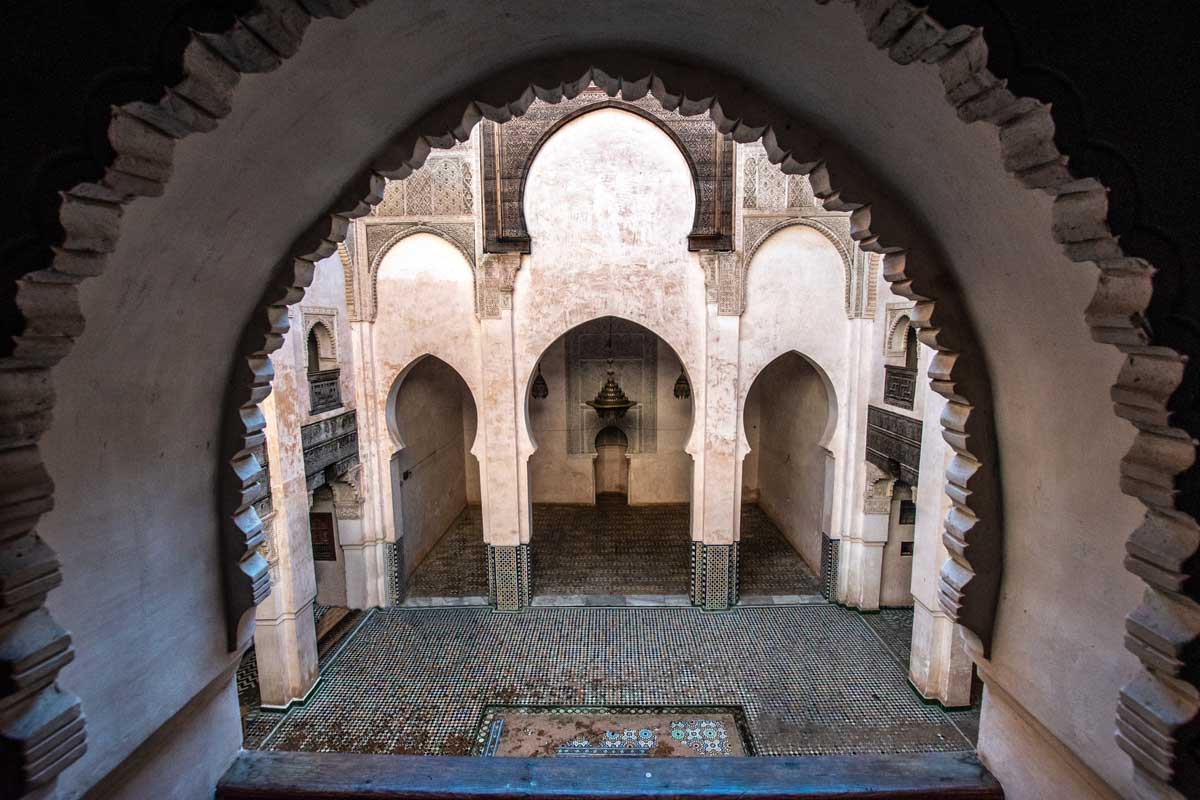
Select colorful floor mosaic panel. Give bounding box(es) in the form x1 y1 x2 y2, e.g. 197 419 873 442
253 604 974 756
472 705 751 757
404 503 821 599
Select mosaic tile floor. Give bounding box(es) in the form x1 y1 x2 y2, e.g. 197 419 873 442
860 607 982 746
253 604 975 757
405 503 821 600
737 505 824 597
405 507 490 598
238 605 368 749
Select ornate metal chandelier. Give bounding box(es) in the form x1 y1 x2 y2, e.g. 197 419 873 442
586 361 636 419
585 318 636 420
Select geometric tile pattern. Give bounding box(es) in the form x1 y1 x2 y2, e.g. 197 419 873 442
487 543 531 610
405 507 488 599
860 608 915 669
407 504 822 601
737 505 824 597
690 541 740 610
860 608 982 746
529 504 692 596
253 605 973 756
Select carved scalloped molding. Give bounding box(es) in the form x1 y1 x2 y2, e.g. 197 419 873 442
0 1 1186 796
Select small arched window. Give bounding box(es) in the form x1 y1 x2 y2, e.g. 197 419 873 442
305 321 341 414
306 329 322 375
904 325 918 370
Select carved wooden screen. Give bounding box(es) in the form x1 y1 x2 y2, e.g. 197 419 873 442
309 512 337 561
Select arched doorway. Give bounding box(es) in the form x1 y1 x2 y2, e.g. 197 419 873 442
593 426 630 502
739 351 834 599
388 356 484 603
525 316 696 600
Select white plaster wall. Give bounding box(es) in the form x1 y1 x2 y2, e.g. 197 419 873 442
367 233 482 550
879 485 915 607
393 357 472 574
741 395 762 503
515 107 707 530
745 353 831 572
526 337 596 504
463 389 482 505
629 340 695 505
311 491 348 607
738 225 850 542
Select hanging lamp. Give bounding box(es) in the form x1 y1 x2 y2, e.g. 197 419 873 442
673 368 691 399
585 318 636 420
531 362 549 399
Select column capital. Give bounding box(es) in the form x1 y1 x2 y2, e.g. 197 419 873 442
699 250 745 316
479 252 523 318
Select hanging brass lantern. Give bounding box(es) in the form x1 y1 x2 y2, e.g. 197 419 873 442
673 368 691 399
531 363 549 400
586 360 636 420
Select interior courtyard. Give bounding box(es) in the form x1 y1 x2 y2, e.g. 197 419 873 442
1 3 1196 800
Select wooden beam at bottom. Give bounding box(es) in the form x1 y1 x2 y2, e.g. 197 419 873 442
217 751 1002 799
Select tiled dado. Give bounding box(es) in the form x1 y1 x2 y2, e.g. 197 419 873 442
690 542 740 610
385 541 405 605
487 544 532 610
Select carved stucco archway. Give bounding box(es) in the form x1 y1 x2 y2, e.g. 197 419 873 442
365 225 479 320
481 88 733 254
744 217 858 318
0 4 1187 798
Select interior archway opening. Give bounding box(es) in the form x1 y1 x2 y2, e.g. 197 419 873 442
739 351 831 600
390 355 485 604
525 316 696 601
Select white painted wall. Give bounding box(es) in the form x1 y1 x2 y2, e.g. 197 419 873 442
362 233 482 555
879 484 915 607
744 353 831 572
737 225 849 546
526 337 596 503
393 357 473 575
516 108 707 528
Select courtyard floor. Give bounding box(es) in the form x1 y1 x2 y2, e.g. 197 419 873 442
241 603 979 757
405 502 823 601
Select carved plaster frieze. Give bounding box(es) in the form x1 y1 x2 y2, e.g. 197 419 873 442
301 306 338 359
884 301 917 358
330 465 364 520
372 155 473 218
700 251 744 315
864 461 897 514
479 253 522 319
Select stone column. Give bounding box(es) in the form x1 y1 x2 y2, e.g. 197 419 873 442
841 461 892 611
479 253 531 610
344 318 390 609
691 252 741 610
252 390 319 709
833 316 877 606
908 385 974 706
